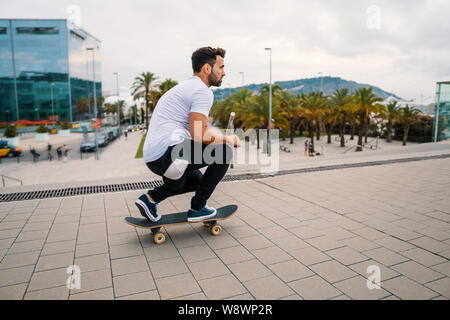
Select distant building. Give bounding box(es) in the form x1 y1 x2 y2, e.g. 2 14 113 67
0 19 102 123
383 96 434 116
434 81 450 142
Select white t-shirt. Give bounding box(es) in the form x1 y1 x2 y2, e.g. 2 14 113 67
143 76 214 163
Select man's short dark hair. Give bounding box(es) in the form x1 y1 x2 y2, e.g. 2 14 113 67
191 47 226 73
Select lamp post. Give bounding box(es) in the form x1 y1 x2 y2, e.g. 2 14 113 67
264 48 272 156
239 71 244 87
86 47 99 160
50 82 55 124
319 72 323 93
113 72 121 138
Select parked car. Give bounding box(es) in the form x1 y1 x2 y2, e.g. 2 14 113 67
97 133 108 147
80 139 96 153
0 140 22 157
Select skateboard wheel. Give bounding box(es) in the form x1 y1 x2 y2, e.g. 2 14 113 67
210 225 222 236
153 232 166 244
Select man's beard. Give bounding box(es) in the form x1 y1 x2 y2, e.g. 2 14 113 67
208 72 222 87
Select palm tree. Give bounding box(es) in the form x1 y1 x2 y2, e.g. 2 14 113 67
298 92 327 153
330 88 352 147
397 105 421 146
76 97 88 118
322 98 339 144
277 90 299 144
385 101 400 142
158 78 178 95
131 72 159 129
353 87 384 151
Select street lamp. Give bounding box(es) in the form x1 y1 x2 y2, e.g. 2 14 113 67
318 72 323 93
50 82 55 124
113 72 121 138
86 46 99 160
264 48 272 156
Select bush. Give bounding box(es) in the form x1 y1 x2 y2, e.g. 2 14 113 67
60 122 70 130
35 125 48 134
3 124 17 137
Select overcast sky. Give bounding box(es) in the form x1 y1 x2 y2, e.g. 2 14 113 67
2 0 449 103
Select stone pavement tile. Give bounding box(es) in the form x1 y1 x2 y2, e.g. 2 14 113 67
0 238 14 250
252 246 292 266
77 223 108 244
108 231 140 246
258 225 292 240
7 239 45 255
424 277 450 299
334 275 391 300
290 226 324 240
268 260 314 282
113 271 156 298
143 243 180 263
0 220 27 230
391 261 445 284
309 260 358 283
110 243 143 259
188 258 230 281
53 214 80 225
431 262 450 277
225 225 260 239
271 235 310 253
75 241 109 258
351 227 386 241
0 265 34 287
24 285 69 300
15 229 48 242
21 221 53 233
423 218 450 231
0 250 40 270
382 276 439 300
80 215 105 225
237 235 273 251
74 253 111 273
199 274 247 300
70 269 112 294
425 211 450 222
117 290 160 300
289 275 342 300
41 240 76 256
216 246 254 265
28 267 68 291
375 236 416 252
290 246 332 266
70 287 114 300
409 237 450 254
305 235 345 252
416 227 450 241
440 249 450 260
171 292 207 300
201 232 240 250
155 273 201 300
178 244 216 263
35 252 74 272
27 214 55 224
111 255 149 277
326 247 370 266
228 259 272 282
321 227 357 241
244 275 294 300
0 283 27 300
339 236 381 252
363 247 409 266
148 257 189 279
347 259 400 282
383 227 422 242
168 226 206 249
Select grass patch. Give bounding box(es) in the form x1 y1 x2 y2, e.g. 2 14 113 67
135 133 146 158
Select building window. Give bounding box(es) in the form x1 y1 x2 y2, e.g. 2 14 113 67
16 27 59 35
0 27 6 34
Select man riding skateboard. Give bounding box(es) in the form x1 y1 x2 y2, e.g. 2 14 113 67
136 47 240 223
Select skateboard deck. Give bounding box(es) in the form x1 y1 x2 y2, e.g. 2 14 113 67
124 205 238 244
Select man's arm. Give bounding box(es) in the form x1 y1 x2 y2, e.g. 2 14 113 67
189 112 240 147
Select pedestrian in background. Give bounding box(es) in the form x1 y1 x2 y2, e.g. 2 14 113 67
63 144 68 163
56 146 63 161
47 143 53 161
304 140 308 157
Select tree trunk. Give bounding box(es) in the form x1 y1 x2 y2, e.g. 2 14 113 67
350 121 355 140
403 126 409 146
327 124 332 144
316 121 321 141
364 118 369 143
256 129 260 149
289 118 295 144
356 112 365 152
309 122 315 153
340 114 346 147
387 120 392 142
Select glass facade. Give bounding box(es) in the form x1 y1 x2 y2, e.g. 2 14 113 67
0 19 101 123
433 81 450 142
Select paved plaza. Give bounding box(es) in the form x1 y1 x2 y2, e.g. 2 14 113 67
0 155 449 299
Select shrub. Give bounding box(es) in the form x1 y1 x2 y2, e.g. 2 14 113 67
3 124 17 137
35 125 48 133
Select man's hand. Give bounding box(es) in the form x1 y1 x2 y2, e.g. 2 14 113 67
226 135 241 148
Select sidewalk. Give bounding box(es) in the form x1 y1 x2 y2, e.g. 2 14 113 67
0 156 449 299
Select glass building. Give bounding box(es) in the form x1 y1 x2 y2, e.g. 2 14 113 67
0 19 101 123
433 81 450 142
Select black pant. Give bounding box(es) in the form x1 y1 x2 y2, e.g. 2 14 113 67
146 139 232 210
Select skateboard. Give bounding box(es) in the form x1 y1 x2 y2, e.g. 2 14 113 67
124 205 238 245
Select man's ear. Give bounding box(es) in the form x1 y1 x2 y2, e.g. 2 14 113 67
202 63 211 75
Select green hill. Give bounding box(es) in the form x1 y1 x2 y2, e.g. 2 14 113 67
213 76 401 100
